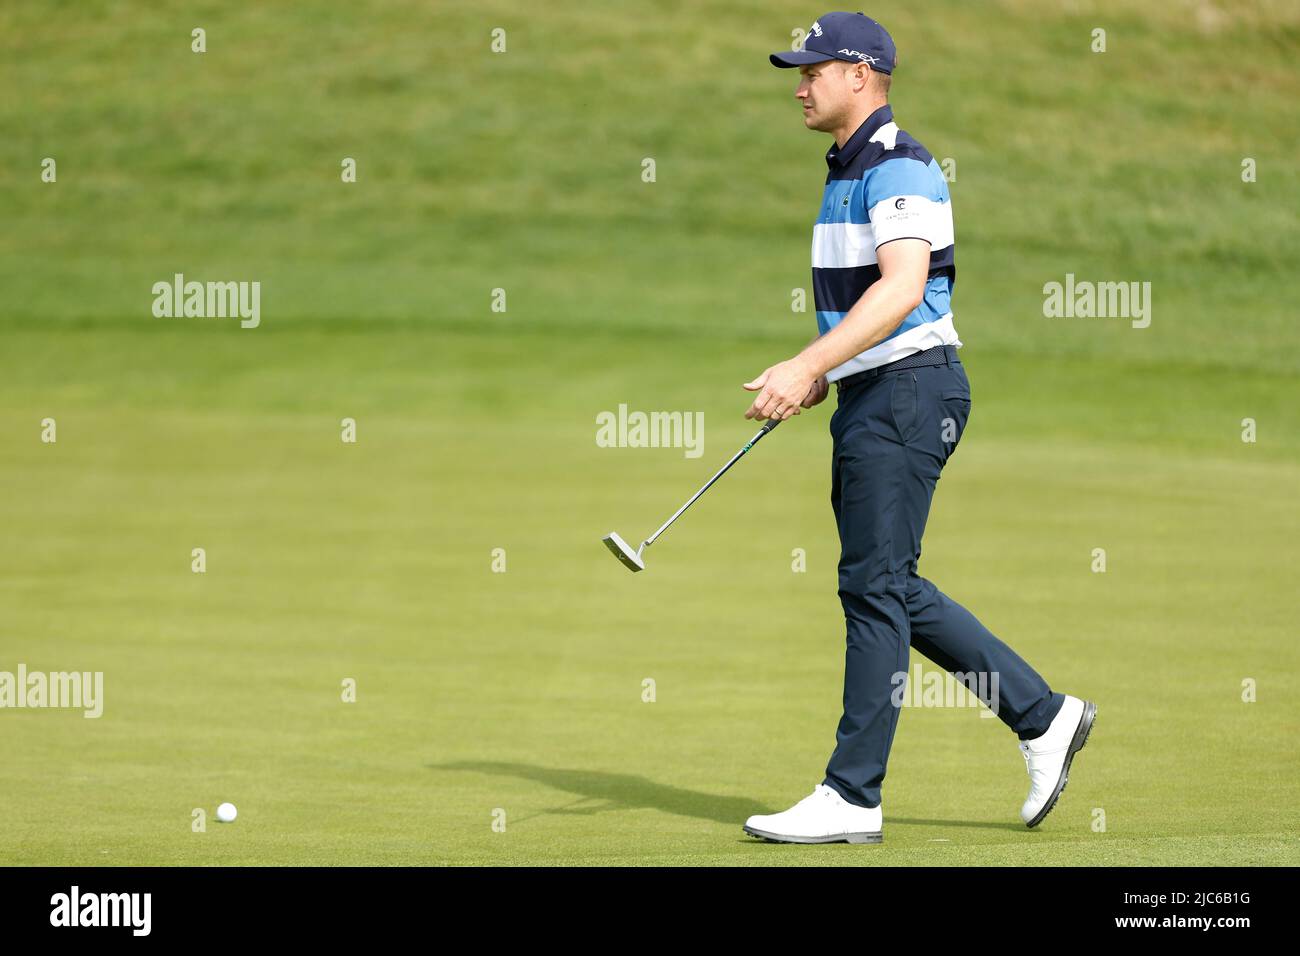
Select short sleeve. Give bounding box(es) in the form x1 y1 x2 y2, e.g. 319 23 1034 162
865 157 953 250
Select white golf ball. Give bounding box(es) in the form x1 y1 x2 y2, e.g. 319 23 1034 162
216 802 238 823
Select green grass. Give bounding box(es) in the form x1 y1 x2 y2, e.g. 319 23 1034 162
1 0 1298 865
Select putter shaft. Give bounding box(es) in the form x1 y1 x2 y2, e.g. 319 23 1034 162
643 417 781 549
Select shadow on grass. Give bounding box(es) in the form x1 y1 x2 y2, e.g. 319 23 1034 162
431 760 760 825
430 760 1024 831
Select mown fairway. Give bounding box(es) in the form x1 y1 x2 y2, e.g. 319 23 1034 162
1 1 1297 865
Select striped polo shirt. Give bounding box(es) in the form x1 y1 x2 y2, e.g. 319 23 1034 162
812 103 960 381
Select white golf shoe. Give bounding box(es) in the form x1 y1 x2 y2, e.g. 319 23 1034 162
743 784 883 844
1019 695 1097 827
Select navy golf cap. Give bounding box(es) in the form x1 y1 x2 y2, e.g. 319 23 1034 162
770 11 897 73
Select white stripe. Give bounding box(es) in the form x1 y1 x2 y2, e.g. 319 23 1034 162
812 221 878 268
812 203 953 269
869 121 899 150
824 314 962 383
868 195 954 249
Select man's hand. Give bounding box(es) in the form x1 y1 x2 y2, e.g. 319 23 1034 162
801 374 830 409
743 356 818 421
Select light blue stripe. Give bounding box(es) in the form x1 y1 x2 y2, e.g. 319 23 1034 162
819 158 950 226
816 179 870 225
865 157 949 207
815 310 846 335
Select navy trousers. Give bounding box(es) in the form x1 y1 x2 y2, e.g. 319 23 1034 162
822 348 1064 809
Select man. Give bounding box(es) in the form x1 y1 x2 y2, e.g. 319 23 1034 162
740 11 1096 844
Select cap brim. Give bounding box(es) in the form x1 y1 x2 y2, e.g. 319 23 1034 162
769 50 838 68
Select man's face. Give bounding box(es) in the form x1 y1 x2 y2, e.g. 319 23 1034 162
795 60 857 131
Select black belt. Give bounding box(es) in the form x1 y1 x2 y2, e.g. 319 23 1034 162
834 344 959 392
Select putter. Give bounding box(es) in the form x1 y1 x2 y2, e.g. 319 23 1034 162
603 416 782 572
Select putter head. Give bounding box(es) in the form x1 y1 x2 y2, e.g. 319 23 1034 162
602 532 646 572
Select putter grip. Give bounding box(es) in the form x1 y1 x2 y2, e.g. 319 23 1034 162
743 417 780 451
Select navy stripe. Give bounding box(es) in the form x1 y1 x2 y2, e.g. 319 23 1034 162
813 250 955 313
815 275 953 339
827 129 935 182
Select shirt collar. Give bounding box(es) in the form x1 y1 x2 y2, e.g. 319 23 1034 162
825 104 895 169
